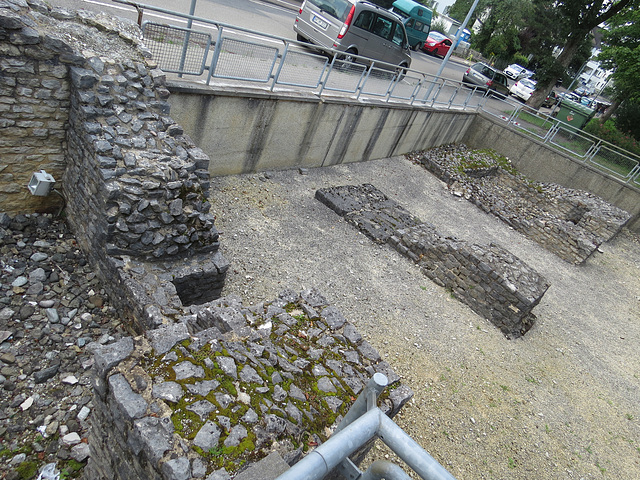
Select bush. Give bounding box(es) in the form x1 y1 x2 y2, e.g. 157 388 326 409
511 53 529 67
614 101 640 141
584 119 640 156
430 19 448 35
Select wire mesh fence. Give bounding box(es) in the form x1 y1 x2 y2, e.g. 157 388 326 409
142 22 210 75
134 4 640 186
211 37 279 82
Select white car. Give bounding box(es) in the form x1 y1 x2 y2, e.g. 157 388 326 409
509 78 537 101
503 64 533 80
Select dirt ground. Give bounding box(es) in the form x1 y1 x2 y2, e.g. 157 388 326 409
208 154 640 480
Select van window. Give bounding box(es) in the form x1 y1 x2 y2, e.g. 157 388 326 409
306 0 353 22
391 22 406 46
415 20 428 33
372 16 393 39
354 10 375 31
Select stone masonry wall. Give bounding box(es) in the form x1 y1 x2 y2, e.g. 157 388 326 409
1 5 414 480
0 2 229 330
411 144 631 264
84 290 413 480
0 0 71 214
316 184 550 339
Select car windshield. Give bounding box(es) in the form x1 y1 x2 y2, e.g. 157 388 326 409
508 64 524 72
428 32 447 41
520 79 536 89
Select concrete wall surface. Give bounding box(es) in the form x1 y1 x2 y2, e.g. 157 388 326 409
463 113 640 232
167 82 475 176
167 84 640 233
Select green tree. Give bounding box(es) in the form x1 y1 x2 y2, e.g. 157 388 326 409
471 0 533 63
526 0 638 109
596 7 640 121
447 0 490 23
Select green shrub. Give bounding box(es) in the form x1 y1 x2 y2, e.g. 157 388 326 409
614 101 640 142
584 119 640 156
511 53 529 67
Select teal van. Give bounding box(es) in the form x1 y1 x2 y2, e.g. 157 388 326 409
390 0 432 50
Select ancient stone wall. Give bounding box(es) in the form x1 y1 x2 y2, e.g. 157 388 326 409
84 290 412 480
316 184 549 338
411 144 631 264
0 2 229 330
0 1 72 214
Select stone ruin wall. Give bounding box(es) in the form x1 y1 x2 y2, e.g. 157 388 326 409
0 0 70 214
0 0 229 329
316 184 550 339
85 290 412 480
0 3 412 479
411 144 632 264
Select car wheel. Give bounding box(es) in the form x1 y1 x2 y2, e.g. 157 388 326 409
412 42 420 51
296 33 307 43
340 48 357 64
395 63 408 81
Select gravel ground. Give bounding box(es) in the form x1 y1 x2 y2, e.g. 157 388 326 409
0 215 127 480
209 155 640 480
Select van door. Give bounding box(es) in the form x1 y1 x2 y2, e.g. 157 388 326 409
387 19 409 65
368 14 395 63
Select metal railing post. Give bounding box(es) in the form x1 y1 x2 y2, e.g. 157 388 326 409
334 372 387 435
178 0 197 78
205 27 224 85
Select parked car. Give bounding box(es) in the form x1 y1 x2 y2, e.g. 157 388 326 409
509 78 537 101
573 86 593 97
294 0 412 71
421 31 452 57
542 90 560 108
503 64 532 80
462 62 510 97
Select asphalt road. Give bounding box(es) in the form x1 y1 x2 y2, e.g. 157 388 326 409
44 0 470 82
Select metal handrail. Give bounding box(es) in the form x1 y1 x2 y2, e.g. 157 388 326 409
275 374 457 480
114 0 640 187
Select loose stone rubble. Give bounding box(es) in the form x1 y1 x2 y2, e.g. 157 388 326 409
0 213 128 480
316 184 549 339
409 144 631 264
0 213 413 480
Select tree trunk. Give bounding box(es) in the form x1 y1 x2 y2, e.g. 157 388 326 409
526 33 587 109
599 97 622 123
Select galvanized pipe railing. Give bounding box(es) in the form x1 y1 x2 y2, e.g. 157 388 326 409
274 374 457 480
113 0 640 186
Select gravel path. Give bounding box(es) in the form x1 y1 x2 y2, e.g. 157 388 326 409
2 154 638 480
209 155 640 480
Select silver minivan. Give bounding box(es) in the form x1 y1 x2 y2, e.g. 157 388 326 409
294 0 412 70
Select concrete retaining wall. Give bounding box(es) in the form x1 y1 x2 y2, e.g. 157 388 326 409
167 86 640 234
462 113 640 232
166 83 475 176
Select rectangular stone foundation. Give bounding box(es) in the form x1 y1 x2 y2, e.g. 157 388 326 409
316 184 549 339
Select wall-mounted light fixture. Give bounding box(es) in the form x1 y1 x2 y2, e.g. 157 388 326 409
28 170 55 196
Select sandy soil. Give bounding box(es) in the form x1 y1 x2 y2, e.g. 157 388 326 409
208 155 640 480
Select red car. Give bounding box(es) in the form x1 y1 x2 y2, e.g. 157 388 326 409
422 31 452 57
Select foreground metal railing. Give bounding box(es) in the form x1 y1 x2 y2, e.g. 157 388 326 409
113 0 640 187
275 373 457 480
